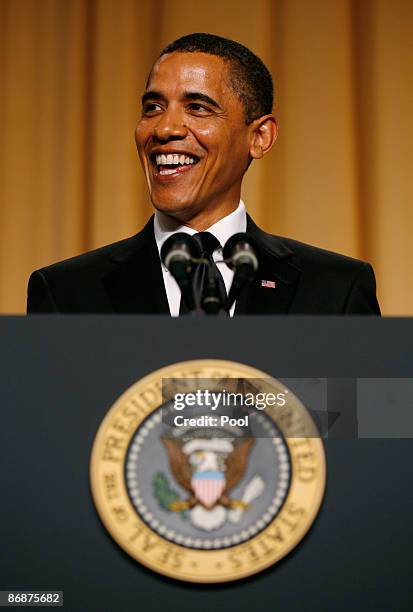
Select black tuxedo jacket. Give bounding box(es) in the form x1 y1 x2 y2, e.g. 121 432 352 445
27 215 380 314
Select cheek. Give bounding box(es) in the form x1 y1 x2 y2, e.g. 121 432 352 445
134 122 150 153
189 122 233 155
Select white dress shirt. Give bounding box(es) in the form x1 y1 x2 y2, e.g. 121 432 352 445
154 200 247 316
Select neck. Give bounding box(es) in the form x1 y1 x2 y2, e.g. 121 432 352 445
160 197 241 232
182 206 238 231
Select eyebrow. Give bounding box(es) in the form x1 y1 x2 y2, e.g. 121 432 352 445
141 90 223 111
184 92 222 110
141 91 163 105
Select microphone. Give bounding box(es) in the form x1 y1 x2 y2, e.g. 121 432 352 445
223 233 259 309
201 264 225 315
160 233 201 312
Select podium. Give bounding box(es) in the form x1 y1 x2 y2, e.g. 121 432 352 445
0 316 412 611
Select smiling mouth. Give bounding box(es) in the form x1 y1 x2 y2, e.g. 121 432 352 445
150 153 200 177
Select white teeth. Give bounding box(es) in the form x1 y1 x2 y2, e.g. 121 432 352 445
160 168 178 175
155 154 197 166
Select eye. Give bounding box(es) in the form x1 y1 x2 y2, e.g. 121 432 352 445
187 103 211 115
142 102 163 115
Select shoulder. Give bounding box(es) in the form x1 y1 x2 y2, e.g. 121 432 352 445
32 217 154 282
270 236 380 314
277 235 370 274
248 215 371 274
36 234 139 280
247 218 380 314
27 217 158 313
27 218 156 313
265 232 377 293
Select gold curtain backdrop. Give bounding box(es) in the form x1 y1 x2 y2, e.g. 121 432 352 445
0 0 412 314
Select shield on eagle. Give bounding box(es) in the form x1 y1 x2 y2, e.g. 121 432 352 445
191 471 226 508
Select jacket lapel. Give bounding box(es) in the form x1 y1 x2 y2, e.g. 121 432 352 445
234 216 302 315
102 216 169 314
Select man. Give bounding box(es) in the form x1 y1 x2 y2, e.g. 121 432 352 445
27 33 380 315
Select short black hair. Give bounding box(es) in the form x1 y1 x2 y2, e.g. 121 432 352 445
159 33 273 125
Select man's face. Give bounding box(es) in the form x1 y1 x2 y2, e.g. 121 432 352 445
135 52 254 226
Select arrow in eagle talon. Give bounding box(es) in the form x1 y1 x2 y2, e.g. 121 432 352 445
228 475 265 524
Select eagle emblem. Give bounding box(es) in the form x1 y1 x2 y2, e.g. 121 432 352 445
156 436 265 531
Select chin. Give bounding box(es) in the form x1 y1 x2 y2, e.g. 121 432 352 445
151 197 198 220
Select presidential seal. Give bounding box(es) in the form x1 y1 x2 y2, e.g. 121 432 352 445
90 360 326 583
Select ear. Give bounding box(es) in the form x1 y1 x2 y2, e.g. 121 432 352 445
249 114 278 159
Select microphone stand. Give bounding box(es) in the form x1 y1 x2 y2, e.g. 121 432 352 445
224 260 253 312
191 257 227 315
201 262 225 315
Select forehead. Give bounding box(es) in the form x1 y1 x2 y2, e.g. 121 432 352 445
147 51 233 100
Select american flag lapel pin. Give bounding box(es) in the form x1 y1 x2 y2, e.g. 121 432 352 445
261 279 277 289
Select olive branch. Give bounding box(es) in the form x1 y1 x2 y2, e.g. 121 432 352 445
153 472 187 520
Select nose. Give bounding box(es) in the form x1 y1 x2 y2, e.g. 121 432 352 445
153 106 188 142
